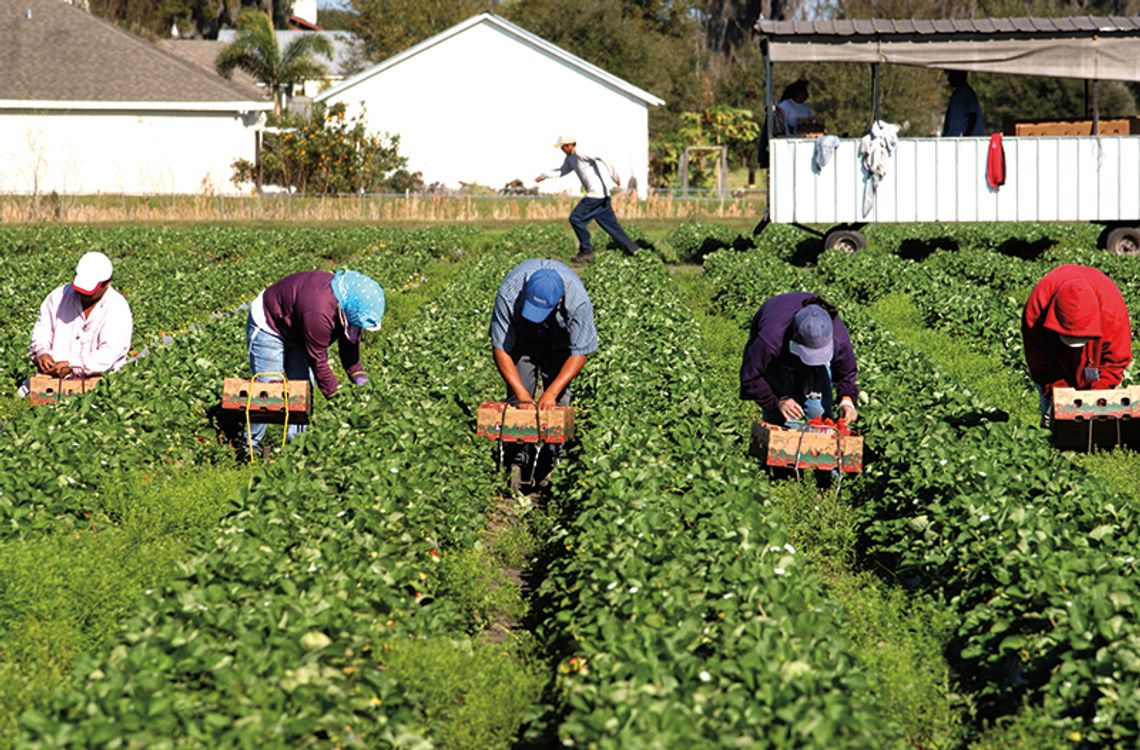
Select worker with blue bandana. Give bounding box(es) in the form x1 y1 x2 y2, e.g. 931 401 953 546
490 259 597 480
243 268 385 455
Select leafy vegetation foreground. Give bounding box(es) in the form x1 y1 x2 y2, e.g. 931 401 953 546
0 221 1138 749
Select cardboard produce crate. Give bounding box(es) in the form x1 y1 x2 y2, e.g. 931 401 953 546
749 420 863 473
221 378 312 425
1007 117 1139 137
27 374 101 406
476 402 575 444
1052 386 1140 451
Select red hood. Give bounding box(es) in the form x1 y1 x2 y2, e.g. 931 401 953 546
1041 278 1102 338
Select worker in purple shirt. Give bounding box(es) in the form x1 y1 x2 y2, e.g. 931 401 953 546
243 269 385 455
740 293 859 426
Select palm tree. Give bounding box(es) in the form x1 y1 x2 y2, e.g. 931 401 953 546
216 9 334 117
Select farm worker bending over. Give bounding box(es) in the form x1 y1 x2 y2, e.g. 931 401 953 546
490 259 597 475
535 135 638 263
1022 264 1131 428
244 269 384 454
28 251 133 380
740 293 859 426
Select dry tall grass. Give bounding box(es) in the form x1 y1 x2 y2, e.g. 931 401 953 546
0 191 766 225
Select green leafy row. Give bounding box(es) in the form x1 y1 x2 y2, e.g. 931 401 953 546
19 247 546 747
703 244 1140 746
527 253 920 748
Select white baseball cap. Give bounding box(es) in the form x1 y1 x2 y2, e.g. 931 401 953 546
73 252 113 294
554 134 576 148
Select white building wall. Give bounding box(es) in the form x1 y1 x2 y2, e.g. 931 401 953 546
293 0 318 25
324 23 653 198
0 109 259 195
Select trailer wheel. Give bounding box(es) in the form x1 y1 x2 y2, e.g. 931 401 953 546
824 229 867 253
1096 225 1113 250
1106 227 1140 256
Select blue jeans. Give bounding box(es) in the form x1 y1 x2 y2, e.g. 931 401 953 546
761 363 833 426
569 196 637 253
1036 383 1052 428
244 315 309 452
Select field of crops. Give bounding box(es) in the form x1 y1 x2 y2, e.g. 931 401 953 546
1 220 1139 749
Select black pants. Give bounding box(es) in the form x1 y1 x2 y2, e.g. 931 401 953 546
569 196 637 253
503 345 570 469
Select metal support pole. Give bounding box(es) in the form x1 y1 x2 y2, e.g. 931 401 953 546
680 149 690 197
720 146 728 196
254 130 263 194
763 41 773 132
871 63 881 123
1092 79 1100 135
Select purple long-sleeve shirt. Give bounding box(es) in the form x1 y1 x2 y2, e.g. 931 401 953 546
262 271 362 397
739 292 859 410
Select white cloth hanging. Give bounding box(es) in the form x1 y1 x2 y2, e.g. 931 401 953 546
812 134 841 172
859 121 899 215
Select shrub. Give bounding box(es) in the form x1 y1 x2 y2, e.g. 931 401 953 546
232 103 422 195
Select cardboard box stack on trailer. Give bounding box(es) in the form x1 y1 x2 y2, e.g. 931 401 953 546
1006 117 1140 137
221 378 313 425
27 374 101 406
749 420 864 473
1051 386 1140 451
476 402 575 444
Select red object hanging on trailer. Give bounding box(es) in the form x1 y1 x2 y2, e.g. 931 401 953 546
986 132 1006 189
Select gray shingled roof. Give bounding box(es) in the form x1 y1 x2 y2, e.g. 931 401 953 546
1 0 261 103
757 16 1140 39
156 39 267 99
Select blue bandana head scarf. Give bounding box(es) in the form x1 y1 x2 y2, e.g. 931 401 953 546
332 270 385 335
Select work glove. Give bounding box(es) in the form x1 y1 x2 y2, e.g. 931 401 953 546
1083 366 1101 385
350 372 370 387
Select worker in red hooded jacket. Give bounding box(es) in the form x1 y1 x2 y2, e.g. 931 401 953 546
1022 264 1132 427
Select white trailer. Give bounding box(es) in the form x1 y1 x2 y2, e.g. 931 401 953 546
756 16 1140 254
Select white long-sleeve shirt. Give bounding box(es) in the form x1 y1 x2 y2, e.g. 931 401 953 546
542 151 620 198
29 283 133 376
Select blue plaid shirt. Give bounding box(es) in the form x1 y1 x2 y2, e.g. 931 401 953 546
490 259 598 356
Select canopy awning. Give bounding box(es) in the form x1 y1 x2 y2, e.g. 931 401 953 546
756 17 1140 83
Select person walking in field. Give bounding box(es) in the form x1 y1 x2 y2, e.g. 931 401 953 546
490 259 597 485
243 269 384 455
535 135 639 263
1022 264 1131 428
27 251 133 382
740 292 859 426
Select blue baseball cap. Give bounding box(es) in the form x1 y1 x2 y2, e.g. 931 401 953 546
789 304 834 366
521 269 564 323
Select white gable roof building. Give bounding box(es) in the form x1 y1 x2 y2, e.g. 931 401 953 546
318 13 663 198
0 0 268 196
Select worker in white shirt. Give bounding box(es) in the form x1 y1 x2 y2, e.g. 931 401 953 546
28 251 133 381
776 79 814 135
535 135 639 263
